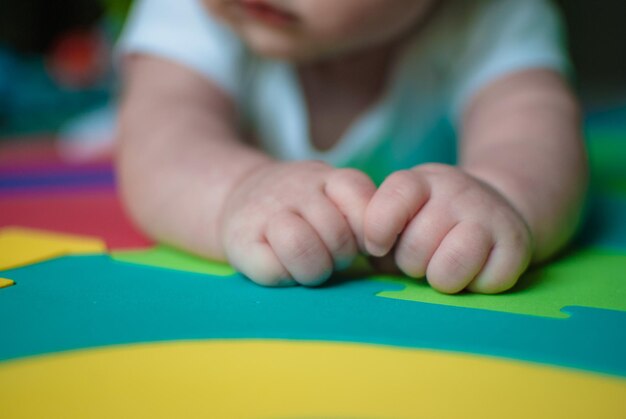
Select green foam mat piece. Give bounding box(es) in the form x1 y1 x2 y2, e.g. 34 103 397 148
112 244 235 276
376 248 626 318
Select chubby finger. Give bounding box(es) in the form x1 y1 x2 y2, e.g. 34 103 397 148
225 232 295 287
394 203 457 278
324 168 377 253
265 211 333 286
300 198 358 270
426 221 493 294
466 227 532 294
364 170 429 257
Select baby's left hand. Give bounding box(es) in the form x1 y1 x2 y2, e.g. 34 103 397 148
363 164 533 294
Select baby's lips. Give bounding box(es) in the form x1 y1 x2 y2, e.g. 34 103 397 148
238 0 299 26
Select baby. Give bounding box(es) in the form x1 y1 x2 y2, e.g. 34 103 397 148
117 0 587 293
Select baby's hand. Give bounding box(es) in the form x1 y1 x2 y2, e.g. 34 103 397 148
364 164 533 294
221 161 376 286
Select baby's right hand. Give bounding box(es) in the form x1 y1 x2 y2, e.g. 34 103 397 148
220 161 376 286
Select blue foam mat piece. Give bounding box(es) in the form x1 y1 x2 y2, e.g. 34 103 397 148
0 170 115 192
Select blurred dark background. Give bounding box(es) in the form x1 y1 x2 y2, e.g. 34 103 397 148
0 0 105 54
553 0 626 104
0 0 624 139
0 0 130 139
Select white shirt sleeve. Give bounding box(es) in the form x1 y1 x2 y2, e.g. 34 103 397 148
117 0 246 98
450 0 571 118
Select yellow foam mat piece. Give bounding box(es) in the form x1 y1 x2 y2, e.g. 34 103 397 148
0 278 15 288
0 227 106 270
1 340 624 418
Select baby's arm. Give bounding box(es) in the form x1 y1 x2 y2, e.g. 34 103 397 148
363 69 587 293
118 55 375 286
460 69 587 262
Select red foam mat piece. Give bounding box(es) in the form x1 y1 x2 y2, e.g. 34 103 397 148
0 189 152 250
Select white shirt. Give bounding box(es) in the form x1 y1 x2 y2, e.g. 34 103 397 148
119 0 570 184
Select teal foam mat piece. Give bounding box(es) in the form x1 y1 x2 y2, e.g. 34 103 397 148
578 194 626 251
1 255 625 377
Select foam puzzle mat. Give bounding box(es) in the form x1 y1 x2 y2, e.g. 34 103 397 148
1 124 625 417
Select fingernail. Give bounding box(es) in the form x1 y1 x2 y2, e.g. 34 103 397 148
365 242 388 257
302 269 332 287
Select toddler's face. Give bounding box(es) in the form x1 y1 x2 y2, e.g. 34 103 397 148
203 0 437 62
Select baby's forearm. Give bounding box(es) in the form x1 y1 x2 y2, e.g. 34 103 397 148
117 56 272 260
463 138 587 262
460 70 588 262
